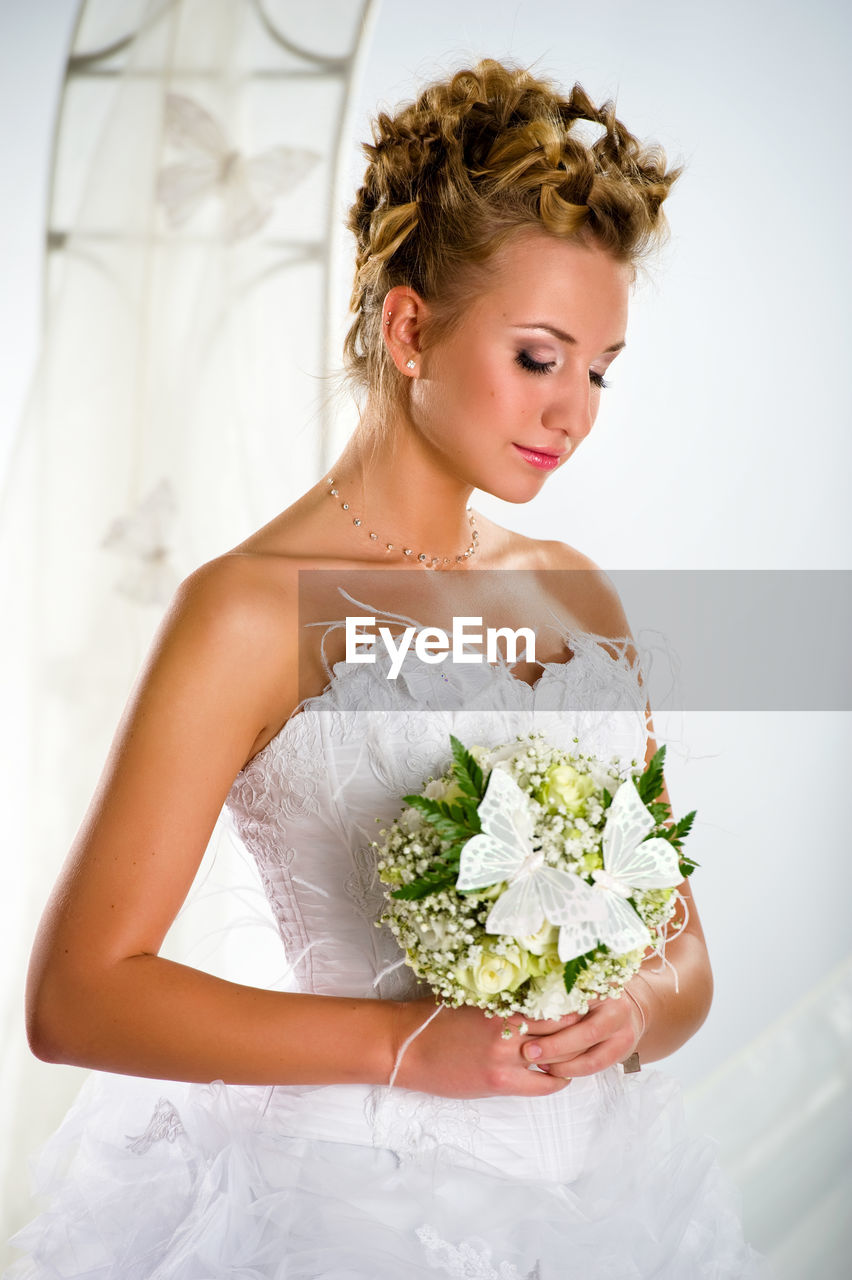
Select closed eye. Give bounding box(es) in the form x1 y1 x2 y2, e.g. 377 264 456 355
517 349 610 390
515 350 555 376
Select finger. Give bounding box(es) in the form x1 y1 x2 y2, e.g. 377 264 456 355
545 1043 624 1077
524 1069 572 1095
536 1023 637 1076
516 1011 582 1035
498 1061 572 1097
537 1064 573 1082
522 1016 603 1065
522 1000 634 1065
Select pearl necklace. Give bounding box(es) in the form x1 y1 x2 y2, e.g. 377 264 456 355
326 476 479 567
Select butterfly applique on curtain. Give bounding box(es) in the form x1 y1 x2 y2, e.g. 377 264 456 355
101 477 180 607
155 92 321 242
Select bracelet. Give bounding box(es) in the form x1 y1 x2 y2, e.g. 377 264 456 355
623 986 647 1042
621 986 647 1074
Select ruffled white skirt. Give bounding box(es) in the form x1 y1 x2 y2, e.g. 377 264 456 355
5 1065 771 1279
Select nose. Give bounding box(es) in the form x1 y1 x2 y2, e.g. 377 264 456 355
541 373 595 445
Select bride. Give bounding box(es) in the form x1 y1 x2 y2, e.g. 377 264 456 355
7 58 769 1278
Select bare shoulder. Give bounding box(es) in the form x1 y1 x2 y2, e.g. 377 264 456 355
491 524 633 640
163 550 303 759
539 539 632 639
176 550 300 638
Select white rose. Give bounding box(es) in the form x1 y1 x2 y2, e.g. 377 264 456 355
456 947 527 996
423 777 464 802
517 920 559 955
540 763 597 815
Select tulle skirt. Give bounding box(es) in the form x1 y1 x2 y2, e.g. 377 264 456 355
5 1065 772 1279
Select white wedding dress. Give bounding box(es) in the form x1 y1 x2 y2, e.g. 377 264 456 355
6 617 770 1279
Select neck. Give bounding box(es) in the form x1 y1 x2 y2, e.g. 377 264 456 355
326 406 478 566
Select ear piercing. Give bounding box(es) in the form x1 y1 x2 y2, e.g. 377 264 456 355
385 312 415 369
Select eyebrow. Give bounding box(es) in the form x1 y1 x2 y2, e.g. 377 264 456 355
512 323 626 354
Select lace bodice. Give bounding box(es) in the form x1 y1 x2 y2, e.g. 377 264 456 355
224 624 648 1003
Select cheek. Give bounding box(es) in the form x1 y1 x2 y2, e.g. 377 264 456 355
414 368 493 434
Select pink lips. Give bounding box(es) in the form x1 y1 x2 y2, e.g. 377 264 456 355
512 443 563 471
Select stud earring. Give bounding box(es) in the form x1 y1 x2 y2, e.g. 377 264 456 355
385 313 391 327
406 358 416 369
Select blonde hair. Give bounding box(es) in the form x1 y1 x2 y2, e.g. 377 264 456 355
344 58 680 421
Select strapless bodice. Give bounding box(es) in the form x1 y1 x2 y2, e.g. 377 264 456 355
224 627 648 1004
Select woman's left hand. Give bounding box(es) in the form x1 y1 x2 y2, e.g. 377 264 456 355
520 991 644 1079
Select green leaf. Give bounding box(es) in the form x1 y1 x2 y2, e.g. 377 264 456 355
401 795 474 842
459 798 483 830
563 947 598 995
669 809 696 845
436 842 466 871
445 801 481 833
636 745 666 805
391 868 458 900
678 854 700 877
449 735 485 801
654 809 697 857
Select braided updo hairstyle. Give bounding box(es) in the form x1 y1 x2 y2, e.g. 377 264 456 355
344 58 680 422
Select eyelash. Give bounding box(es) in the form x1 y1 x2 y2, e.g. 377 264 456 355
515 349 610 389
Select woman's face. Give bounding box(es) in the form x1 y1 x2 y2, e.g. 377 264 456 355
409 230 631 503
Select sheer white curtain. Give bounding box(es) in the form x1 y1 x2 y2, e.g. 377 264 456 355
2 3 850 1270
0 0 372 1249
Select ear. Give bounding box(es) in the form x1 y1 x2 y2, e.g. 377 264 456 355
381 285 430 378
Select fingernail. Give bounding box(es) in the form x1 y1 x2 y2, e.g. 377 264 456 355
525 1043 542 1060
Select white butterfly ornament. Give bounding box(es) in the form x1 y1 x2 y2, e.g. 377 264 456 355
558 778 683 962
456 767 606 938
101 477 179 607
156 93 320 242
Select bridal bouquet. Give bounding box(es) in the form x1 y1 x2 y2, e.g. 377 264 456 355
375 734 697 1022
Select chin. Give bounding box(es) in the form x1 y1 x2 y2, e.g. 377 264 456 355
478 473 551 505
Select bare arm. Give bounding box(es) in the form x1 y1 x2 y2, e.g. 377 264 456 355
25 555 572 1100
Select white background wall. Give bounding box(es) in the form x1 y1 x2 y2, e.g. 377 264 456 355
1 0 850 1260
